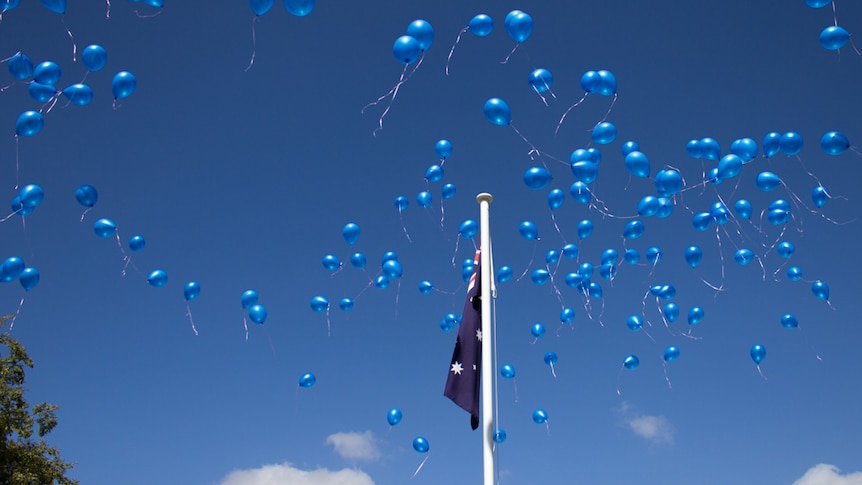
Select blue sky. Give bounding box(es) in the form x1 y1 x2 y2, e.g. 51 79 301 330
2 1 861 484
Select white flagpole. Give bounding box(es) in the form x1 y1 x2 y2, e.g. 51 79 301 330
477 193 495 485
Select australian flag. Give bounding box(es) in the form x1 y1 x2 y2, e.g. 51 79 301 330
444 250 482 430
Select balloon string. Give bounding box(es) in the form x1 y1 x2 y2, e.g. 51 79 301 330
555 93 588 135
62 15 77 62
79 206 94 222
0 208 22 223
398 208 413 243
106 0 111 19
15 135 20 190
394 279 401 321
500 42 520 64
245 16 259 72
185 303 199 336
451 235 460 267
8 296 25 331
756 365 767 381
439 200 445 229
133 9 161 18
410 454 430 479
549 362 557 379
243 315 249 341
597 92 618 124
512 377 519 403
445 26 468 75
325 308 331 336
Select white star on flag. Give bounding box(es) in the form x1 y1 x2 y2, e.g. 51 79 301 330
476 329 482 341
450 361 464 375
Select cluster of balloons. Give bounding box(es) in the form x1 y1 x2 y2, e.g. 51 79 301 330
249 0 314 17
0 255 39 291
242 289 267 325
804 0 855 52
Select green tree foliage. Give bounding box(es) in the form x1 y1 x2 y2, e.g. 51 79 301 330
0 315 77 485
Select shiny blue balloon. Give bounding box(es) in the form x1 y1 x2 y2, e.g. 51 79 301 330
688 307 704 325
570 161 598 184
469 14 493 36
750 344 766 364
16 111 44 137
500 363 516 379
483 97 511 126
125 235 143 252
646 246 663 264
663 346 680 362
1 257 25 279
700 138 721 161
820 131 849 155
523 166 552 190
505 10 533 43
412 436 429 453
663 302 679 323
530 268 549 285
284 0 314 16
756 171 781 192
387 408 402 426
394 195 408 211
707 167 722 185
767 207 790 225
241 290 259 309
626 315 643 332
518 220 538 240
62 84 94 106
545 250 560 265
350 252 367 269
249 0 274 15
458 219 478 239
547 188 565 210
147 269 168 288
299 373 316 388
580 70 601 93
592 122 617 145
382 260 403 279
621 140 640 157
493 429 507 444
569 181 592 205
578 262 594 279
417 191 432 208
717 154 743 180
375 274 390 288
18 184 44 208
418 280 433 295
762 132 781 157
562 243 579 259
532 409 548 424
406 19 434 51
435 139 452 159
820 26 849 51
111 71 137 99
439 313 458 332
7 52 33 80
651 283 675 299
781 314 799 329
382 250 398 263
183 281 201 301
777 241 794 258
624 151 650 178
734 248 754 265
497 265 513 283
811 280 829 301
685 139 703 159
560 307 575 324
338 298 353 312
393 35 421 65
787 266 802 282
655 169 682 196
18 267 39 291
692 212 712 231
779 132 803 155
93 218 117 238
601 249 619 266
588 281 603 299
310 295 329 312
655 198 673 218
543 352 558 366
811 186 829 208
322 254 341 271
528 68 553 94
577 219 593 239
597 70 617 96
564 272 582 288
623 355 639 370
81 44 107 71
624 248 640 264
637 196 659 217
28 82 57 103
33 61 61 85
730 138 758 162
530 322 546 338
734 199 752 219
623 220 645 239
342 223 360 245
806 0 831 6
684 246 702 268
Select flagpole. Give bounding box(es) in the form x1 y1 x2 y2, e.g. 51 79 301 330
476 193 495 485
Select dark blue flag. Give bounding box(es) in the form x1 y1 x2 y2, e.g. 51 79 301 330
444 250 481 430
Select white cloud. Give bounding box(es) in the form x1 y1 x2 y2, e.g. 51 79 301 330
616 402 674 445
793 464 862 485
325 431 381 461
217 462 375 485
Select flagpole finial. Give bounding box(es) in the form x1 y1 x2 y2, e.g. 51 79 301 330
476 193 493 204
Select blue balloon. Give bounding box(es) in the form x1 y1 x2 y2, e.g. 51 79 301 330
468 14 493 37
663 302 679 323
33 61 61 85
646 246 663 265
147 269 168 287
588 281 603 299
570 161 598 184
734 248 754 265
16 111 44 137
341 223 360 245
523 166 552 190
570 181 592 205
592 122 617 145
734 199 752 219
779 132 803 155
806 0 831 6
596 70 617 96
387 408 402 426
684 246 702 268
412 436 429 453
284 0 314 16
183 281 201 301
577 219 593 239
392 35 421 65
654 169 682 196
820 26 849 51
545 249 560 265
578 262 594 279
563 243 579 259
637 195 659 217
493 429 507 444
532 409 548 424
730 137 758 161
547 188 565 210
322 254 341 271
781 314 799 329
375 274 390 288
418 280 433 295
762 132 781 157
441 183 456 200
338 298 353 311
518 220 538 240
700 138 721 161
777 241 795 258
94 218 117 238
1 257 25 279
417 191 432 208
458 219 478 239
601 249 619 266
787 266 802 281
624 248 640 264
241 290 259 309
249 0 274 16
621 140 640 156
81 44 107 71
497 265 513 283
685 139 703 159
750 344 766 364
406 19 434 51
483 97 511 126
128 235 145 252
7 52 33 80
579 70 601 93
626 315 643 332
439 313 458 332
62 83 94 106
394 195 408 211
530 322 546 338
500 364 515 379
820 131 849 155
717 154 743 180
811 186 830 208
18 184 44 208
624 151 650 178
663 346 680 362
530 268 549 285
560 307 575 324
435 139 452 159
811 280 829 301
623 220 645 239
111 71 137 99
528 68 553 94
623 355 639 370
651 283 675 299
564 272 582 288
350 252 367 269
655 198 673 218
18 267 39 291
249 304 268 324
756 171 781 192
310 295 329 312
28 82 57 103
543 352 558 367
299 373 316 388
382 260 403 279
692 212 712 231
505 10 533 43
688 307 704 325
